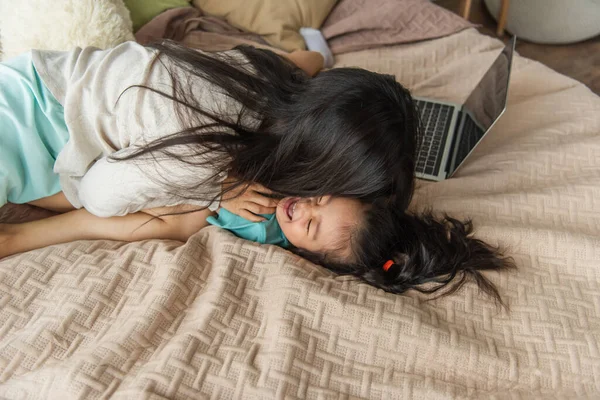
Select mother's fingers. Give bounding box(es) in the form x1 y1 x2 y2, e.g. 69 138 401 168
239 209 266 222
249 182 274 195
249 193 279 208
246 203 277 216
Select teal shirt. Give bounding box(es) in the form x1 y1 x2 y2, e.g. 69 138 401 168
0 52 70 206
206 209 290 248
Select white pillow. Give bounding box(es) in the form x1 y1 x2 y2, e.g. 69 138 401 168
0 0 134 61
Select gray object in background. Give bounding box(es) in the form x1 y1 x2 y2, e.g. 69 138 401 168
484 0 600 44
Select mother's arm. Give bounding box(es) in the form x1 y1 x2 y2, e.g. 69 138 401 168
285 50 325 77
0 205 213 259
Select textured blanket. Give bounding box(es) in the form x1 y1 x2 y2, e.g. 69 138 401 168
322 0 475 54
1 28 600 399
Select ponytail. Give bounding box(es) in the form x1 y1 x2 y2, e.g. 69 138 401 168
371 211 515 306
298 200 515 307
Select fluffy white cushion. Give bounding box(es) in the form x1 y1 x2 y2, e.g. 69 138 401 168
0 0 134 60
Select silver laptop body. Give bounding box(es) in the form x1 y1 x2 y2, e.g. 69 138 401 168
414 36 516 181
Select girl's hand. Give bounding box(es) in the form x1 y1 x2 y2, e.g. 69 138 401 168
220 180 278 222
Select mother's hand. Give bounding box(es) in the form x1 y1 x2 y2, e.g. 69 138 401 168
220 179 278 222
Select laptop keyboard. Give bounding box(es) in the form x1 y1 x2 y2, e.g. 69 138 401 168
414 100 453 177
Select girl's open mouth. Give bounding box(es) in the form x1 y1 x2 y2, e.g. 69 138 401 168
283 198 299 220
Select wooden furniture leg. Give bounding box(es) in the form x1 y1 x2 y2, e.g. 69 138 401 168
497 0 510 36
461 0 473 19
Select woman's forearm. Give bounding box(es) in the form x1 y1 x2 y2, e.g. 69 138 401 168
285 50 324 77
0 206 213 259
1 210 109 258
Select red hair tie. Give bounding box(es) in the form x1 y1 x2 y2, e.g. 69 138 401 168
382 260 394 272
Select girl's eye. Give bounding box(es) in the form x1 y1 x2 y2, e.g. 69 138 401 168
317 197 323 204
307 219 312 234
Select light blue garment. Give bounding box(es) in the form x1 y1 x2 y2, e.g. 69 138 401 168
0 52 69 206
207 208 290 248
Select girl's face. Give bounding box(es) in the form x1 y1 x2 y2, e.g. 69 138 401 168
276 196 366 258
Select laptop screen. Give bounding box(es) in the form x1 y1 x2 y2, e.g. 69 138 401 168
448 37 516 175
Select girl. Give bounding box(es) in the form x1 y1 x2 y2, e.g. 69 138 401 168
209 194 514 307
0 193 514 305
0 41 513 302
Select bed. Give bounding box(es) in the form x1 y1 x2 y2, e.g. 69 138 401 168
1 10 599 400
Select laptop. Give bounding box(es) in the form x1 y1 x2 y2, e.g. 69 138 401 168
414 36 516 181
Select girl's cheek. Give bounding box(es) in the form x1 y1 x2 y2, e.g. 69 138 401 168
280 221 296 240
289 223 304 242
287 222 299 238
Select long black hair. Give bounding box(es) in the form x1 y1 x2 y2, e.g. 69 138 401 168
296 199 516 306
114 41 421 209
114 42 514 304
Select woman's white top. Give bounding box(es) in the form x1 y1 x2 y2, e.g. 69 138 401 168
32 41 252 217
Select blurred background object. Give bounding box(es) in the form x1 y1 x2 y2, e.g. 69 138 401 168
484 0 600 44
437 0 600 94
